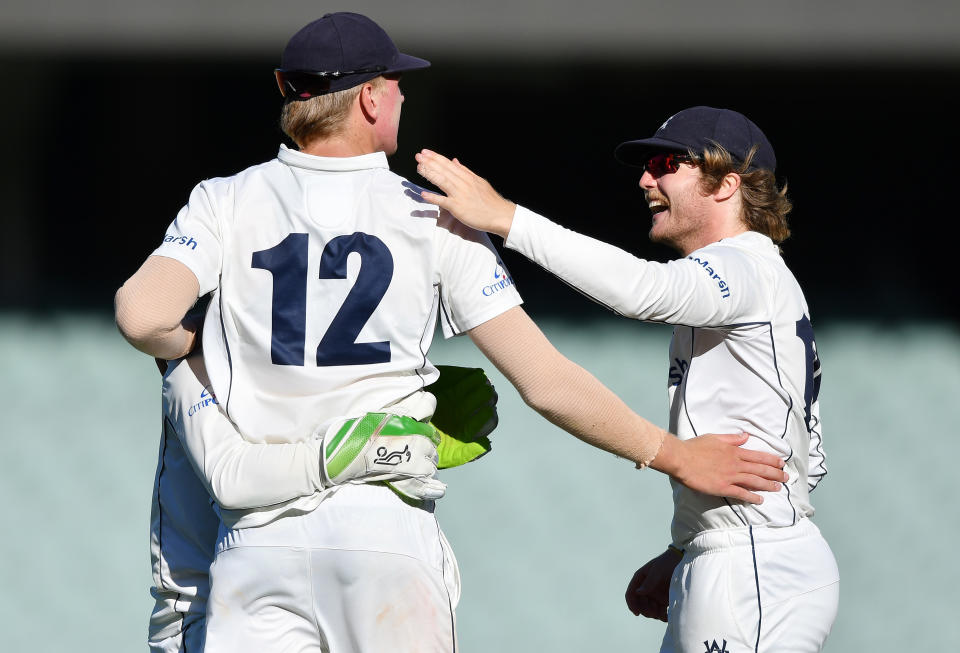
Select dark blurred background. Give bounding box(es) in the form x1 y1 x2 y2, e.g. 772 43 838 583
2 1 958 324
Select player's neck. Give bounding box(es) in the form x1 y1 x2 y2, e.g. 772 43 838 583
301 136 376 158
676 214 749 256
300 119 382 158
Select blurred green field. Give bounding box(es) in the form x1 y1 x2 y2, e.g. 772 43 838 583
1 313 957 651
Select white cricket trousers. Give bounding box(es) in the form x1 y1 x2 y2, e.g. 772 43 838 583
204 487 460 653
661 518 839 653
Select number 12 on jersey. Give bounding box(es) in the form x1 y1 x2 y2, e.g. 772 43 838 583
251 232 394 367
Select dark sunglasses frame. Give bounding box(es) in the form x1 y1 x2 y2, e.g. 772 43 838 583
643 152 697 177
274 66 388 98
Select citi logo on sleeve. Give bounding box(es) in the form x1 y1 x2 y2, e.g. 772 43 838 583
703 640 730 653
188 386 219 417
482 259 515 296
163 234 199 250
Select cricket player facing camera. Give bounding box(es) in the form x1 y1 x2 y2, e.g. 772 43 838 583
116 12 789 652
416 106 839 652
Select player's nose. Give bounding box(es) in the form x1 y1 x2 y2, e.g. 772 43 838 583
638 170 657 190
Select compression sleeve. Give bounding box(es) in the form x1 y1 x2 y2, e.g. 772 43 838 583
115 256 201 359
467 306 665 466
163 355 324 510
505 206 764 327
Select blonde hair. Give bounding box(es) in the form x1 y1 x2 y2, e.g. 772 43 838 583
693 143 792 244
280 76 384 148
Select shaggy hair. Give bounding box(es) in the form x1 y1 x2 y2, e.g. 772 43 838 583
692 143 792 244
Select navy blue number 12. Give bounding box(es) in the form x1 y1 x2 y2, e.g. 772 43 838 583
252 232 393 367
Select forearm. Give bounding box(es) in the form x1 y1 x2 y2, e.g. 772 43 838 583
166 356 323 510
201 438 323 510
504 207 677 320
115 256 201 358
468 307 665 466
468 311 786 504
506 207 738 325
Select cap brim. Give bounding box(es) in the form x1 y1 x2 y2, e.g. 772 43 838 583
384 53 431 74
614 137 690 166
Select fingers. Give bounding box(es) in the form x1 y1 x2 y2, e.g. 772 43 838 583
416 150 473 191
624 569 648 615
738 449 788 478
738 473 783 493
625 575 668 620
415 159 451 192
712 431 749 446
418 189 448 209
724 486 764 505
739 461 788 484
714 431 788 481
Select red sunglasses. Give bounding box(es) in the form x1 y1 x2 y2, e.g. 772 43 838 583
643 152 695 177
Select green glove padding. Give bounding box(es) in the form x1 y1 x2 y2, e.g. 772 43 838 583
321 412 446 501
429 365 498 469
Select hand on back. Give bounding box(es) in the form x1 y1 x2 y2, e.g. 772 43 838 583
415 149 517 239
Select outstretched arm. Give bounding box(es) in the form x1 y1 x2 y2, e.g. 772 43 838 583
416 150 757 326
468 307 787 504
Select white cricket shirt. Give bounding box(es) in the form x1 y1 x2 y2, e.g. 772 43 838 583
507 206 826 546
151 146 522 527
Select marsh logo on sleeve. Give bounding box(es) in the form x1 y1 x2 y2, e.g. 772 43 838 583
163 234 199 250
688 255 731 299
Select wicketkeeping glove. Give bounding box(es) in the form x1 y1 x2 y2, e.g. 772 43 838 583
429 365 498 469
319 412 446 501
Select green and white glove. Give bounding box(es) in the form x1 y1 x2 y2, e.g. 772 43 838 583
319 412 446 501
429 365 498 469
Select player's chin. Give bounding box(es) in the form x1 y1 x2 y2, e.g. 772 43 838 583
648 216 669 242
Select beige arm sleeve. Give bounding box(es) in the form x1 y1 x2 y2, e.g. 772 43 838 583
467 306 666 467
115 255 201 359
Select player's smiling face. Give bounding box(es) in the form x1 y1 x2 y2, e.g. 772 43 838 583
639 156 711 255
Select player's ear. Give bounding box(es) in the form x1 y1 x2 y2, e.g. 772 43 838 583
714 172 741 202
358 82 379 123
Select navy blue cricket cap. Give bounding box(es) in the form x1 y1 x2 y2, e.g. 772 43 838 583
615 106 776 172
277 12 430 99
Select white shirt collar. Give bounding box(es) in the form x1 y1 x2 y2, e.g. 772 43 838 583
277 144 390 172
